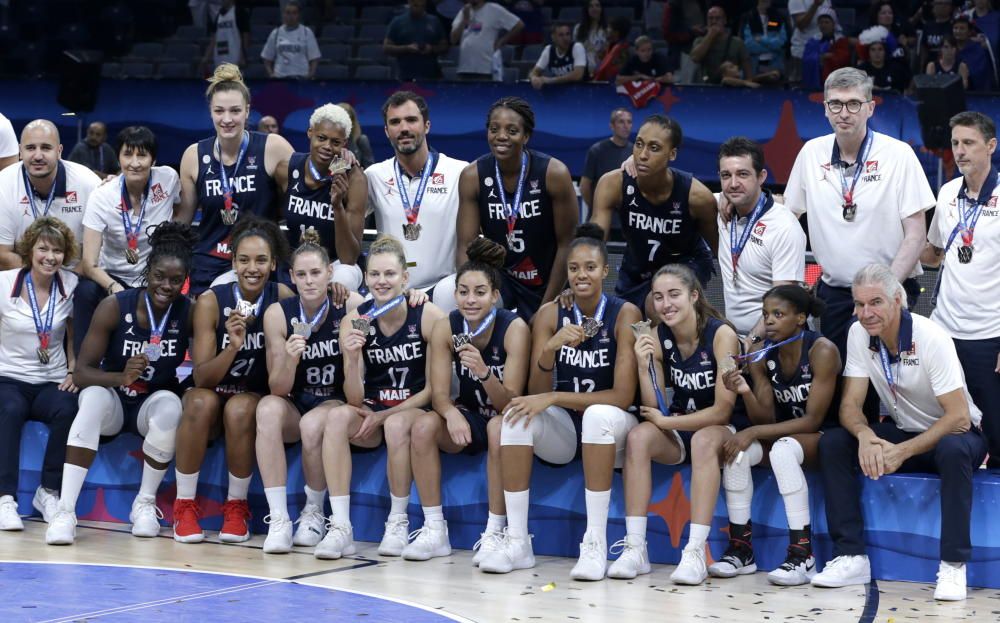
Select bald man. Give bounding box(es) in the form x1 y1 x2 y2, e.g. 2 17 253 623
0 120 101 268
258 115 280 135
68 122 118 176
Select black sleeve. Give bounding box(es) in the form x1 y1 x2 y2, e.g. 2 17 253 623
620 55 638 75
237 7 251 33
582 144 599 180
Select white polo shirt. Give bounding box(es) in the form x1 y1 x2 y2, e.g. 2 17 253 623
785 131 935 287
716 192 806 334
0 113 16 160
0 160 101 246
82 166 180 287
844 310 982 432
452 2 521 75
0 268 78 384
365 151 467 290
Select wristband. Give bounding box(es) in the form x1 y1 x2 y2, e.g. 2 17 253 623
477 369 492 382
537 360 554 373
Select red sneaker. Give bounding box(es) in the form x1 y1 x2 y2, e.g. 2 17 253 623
219 499 251 543
172 499 204 543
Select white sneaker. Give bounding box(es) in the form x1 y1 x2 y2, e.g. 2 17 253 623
479 529 535 574
262 514 294 554
570 530 607 581
314 519 356 560
377 514 410 556
607 536 651 579
811 555 871 588
129 496 163 538
32 487 59 523
671 544 708 585
767 547 816 586
402 520 452 561
934 562 967 601
45 508 77 545
292 502 327 547
472 529 504 567
0 495 23 531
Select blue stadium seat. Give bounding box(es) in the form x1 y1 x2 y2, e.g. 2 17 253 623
163 43 201 62
157 62 194 79
321 43 352 62
130 42 164 60
316 64 350 80
355 64 392 80
122 62 154 79
251 6 281 24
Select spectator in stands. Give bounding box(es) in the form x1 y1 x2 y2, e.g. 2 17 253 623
925 35 970 87
201 0 250 73
690 6 753 85
801 9 850 91
384 0 449 81
261 0 321 80
954 16 997 90
789 0 838 83
964 0 1000 54
68 122 119 177
615 35 675 85
574 0 609 76
740 0 788 80
812 263 985 602
450 0 524 80
337 103 374 170
918 0 956 69
530 22 587 88
0 112 18 171
858 35 912 92
258 115 280 134
502 0 544 45
663 0 709 57
592 15 631 81
579 108 632 216
856 2 913 62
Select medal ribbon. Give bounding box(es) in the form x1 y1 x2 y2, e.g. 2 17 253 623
877 340 898 407
732 331 804 364
21 166 57 219
307 158 332 184
573 295 607 331
25 273 57 352
834 129 874 209
232 283 266 316
299 297 330 330
216 131 249 212
365 295 406 320
649 359 671 416
942 171 998 253
394 151 437 226
144 292 173 346
463 307 497 338
729 192 769 282
120 175 152 251
494 152 528 238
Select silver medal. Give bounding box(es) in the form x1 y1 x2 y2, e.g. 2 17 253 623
452 333 471 351
351 317 371 335
292 319 312 338
125 247 139 265
329 157 351 176
221 206 238 225
37 348 50 365
630 319 652 339
581 317 603 339
402 222 421 241
144 342 162 362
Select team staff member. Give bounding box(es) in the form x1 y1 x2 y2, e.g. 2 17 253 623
176 63 294 295
75 126 180 352
592 115 718 315
812 264 985 602
45 223 196 545
0 218 79 531
921 111 1000 467
0 120 101 269
456 97 578 321
784 67 933 358
274 103 366 291
579 108 633 218
366 92 468 303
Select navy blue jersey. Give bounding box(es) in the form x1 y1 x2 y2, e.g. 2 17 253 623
279 296 347 399
554 296 626 412
764 330 839 426
449 308 517 417
193 131 276 290
619 168 705 282
103 288 191 403
282 152 340 262
360 300 427 407
475 150 555 292
212 281 280 395
659 316 726 415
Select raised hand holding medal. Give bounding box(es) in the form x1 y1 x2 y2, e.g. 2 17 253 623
352 294 406 344
293 297 330 340
217 131 249 227
454 308 497 352
573 294 607 339
232 284 264 325
394 151 437 241
120 176 151 266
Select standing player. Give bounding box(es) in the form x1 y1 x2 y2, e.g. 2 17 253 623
480 225 641 578
365 92 468 303
171 217 294 543
456 97 578 321
176 63 294 295
421 238 531 564
45 223 196 545
256 229 364 553
591 115 718 315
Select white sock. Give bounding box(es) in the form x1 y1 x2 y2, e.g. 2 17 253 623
227 473 251 501
688 523 710 549
304 485 326 509
138 464 167 501
265 486 288 519
783 487 811 530
486 512 506 533
504 489 529 539
175 470 199 500
422 505 444 524
625 516 647 541
329 495 350 524
584 489 611 539
389 493 409 518
59 464 89 511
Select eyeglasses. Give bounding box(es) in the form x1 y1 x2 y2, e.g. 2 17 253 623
825 100 870 114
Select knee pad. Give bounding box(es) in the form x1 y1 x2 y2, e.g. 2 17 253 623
331 262 363 291
140 391 183 463
580 404 622 446
70 387 121 451
770 437 806 495
723 439 763 492
499 413 536 447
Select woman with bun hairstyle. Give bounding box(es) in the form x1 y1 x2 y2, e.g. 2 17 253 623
46 223 197 546
480 223 641 580
715 285 840 586
171 216 294 544
176 62 295 295
422 238 531 566
256 227 364 554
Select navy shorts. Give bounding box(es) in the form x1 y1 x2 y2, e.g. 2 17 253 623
292 391 343 415
500 274 544 323
455 405 492 455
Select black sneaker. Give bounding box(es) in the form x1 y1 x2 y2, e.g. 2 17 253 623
707 540 757 578
767 543 816 586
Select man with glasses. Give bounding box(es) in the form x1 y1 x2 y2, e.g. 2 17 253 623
784 67 934 364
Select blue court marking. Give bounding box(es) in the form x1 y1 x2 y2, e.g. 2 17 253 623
0 561 473 623
859 579 880 623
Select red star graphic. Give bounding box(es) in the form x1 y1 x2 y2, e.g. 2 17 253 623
648 471 691 549
656 87 681 114
762 100 805 184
